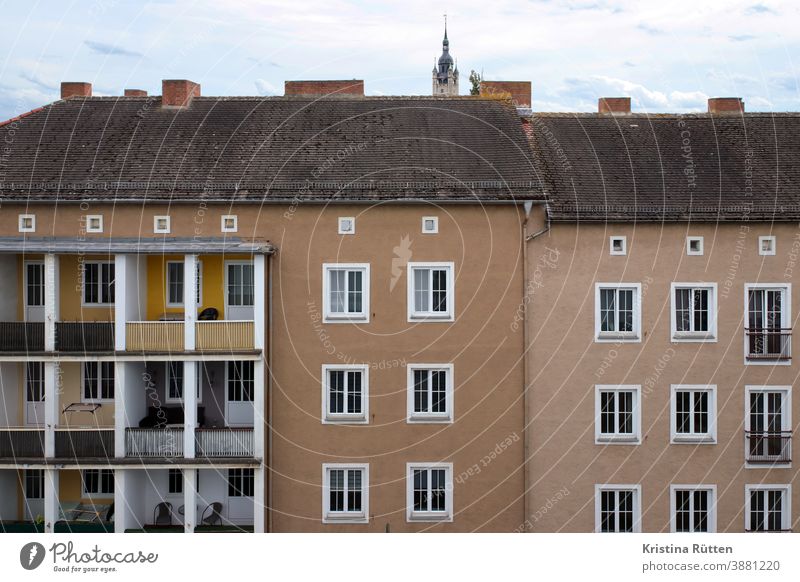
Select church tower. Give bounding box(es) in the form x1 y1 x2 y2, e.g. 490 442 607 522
432 20 459 96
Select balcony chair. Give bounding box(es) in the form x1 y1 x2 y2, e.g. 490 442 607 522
153 502 173 526
198 307 219 321
105 503 114 523
200 502 223 526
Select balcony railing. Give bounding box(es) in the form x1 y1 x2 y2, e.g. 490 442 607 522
0 428 45 458
126 322 184 352
746 431 792 463
55 428 114 458
125 427 185 457
55 322 114 352
195 428 254 457
0 322 44 352
196 321 255 351
746 328 791 360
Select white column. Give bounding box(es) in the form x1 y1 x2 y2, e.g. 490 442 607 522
43 362 59 457
183 254 197 351
114 254 127 351
184 469 197 533
183 362 197 459
43 254 60 351
253 359 265 459
254 466 265 533
114 469 127 533
43 468 59 533
254 254 266 350
114 362 126 458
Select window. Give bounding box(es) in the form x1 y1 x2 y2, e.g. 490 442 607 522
322 365 368 423
18 214 35 233
166 362 202 403
322 464 368 523
745 386 791 465
671 486 716 532
407 364 453 423
221 215 238 233
407 262 455 321
671 283 717 341
227 361 254 403
85 215 103 233
166 261 202 307
595 283 641 341
745 485 791 532
82 262 115 305
25 470 44 499
168 469 183 494
670 385 716 443
228 468 254 497
595 386 641 444
422 216 439 234
154 215 171 234
338 217 355 235
322 264 369 322
759 236 776 256
595 485 641 532
609 236 626 256
686 236 704 255
226 262 255 309
83 469 114 495
745 284 791 362
406 463 453 522
83 362 114 401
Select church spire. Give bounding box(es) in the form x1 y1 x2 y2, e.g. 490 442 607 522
432 15 459 96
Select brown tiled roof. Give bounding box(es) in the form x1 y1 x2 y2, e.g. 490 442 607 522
530 112 800 221
0 96 541 203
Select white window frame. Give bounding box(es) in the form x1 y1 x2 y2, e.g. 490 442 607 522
154 215 171 234
686 236 704 256
670 485 717 533
594 484 641 533
321 364 369 424
165 362 202 404
743 283 791 365
338 216 355 235
322 263 370 323
322 463 369 524
744 385 791 467
609 236 627 256
670 385 717 444
81 361 115 403
595 385 641 444
744 484 792 532
407 363 454 423
406 462 453 523
85 215 103 233
422 216 439 234
81 261 115 306
594 283 641 342
166 260 203 308
670 283 717 342
759 235 776 256
407 262 455 322
18 214 35 233
221 215 238 233
82 469 114 497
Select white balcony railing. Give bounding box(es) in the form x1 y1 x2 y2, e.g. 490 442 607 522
195 428 254 457
125 427 185 457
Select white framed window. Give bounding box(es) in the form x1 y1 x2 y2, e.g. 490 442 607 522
166 260 202 307
744 283 791 364
595 385 641 444
221 215 238 233
407 262 455 322
422 216 439 234
322 364 368 424
759 235 776 256
82 261 115 305
168 468 183 495
670 283 717 341
322 464 368 523
228 468 254 497
82 362 114 402
670 385 716 444
338 217 355 235
406 463 453 522
595 283 641 342
166 362 202 404
407 364 453 423
83 469 114 496
85 215 103 233
595 485 641 532
322 263 369 323
745 484 792 532
154 215 171 234
745 385 791 466
18 214 35 233
25 469 44 499
686 236 704 256
609 236 627 256
670 485 716 532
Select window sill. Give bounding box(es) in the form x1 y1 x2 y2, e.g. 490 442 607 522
595 435 641 445
671 435 716 444
323 513 368 524
323 314 369 324
596 333 639 343
322 415 369 425
407 512 452 523
672 332 716 342
407 415 452 424
408 314 455 323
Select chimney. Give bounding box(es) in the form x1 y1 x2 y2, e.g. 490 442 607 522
162 79 201 107
61 82 92 99
598 97 631 114
124 89 148 97
479 81 532 107
708 97 744 114
284 80 364 97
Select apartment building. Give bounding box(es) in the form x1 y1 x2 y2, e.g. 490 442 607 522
526 97 799 532
0 79 537 532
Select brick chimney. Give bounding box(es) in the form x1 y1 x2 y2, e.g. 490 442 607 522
61 82 92 99
480 81 532 107
598 97 631 114
708 97 744 114
284 80 364 96
124 89 148 97
162 79 201 107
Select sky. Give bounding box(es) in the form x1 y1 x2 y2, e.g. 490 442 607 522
0 0 798 120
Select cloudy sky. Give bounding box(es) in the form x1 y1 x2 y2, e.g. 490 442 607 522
0 0 798 119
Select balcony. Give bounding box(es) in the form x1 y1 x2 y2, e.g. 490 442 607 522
0 322 44 352
54 429 114 458
126 322 184 352
125 427 185 458
195 428 254 457
746 431 792 464
196 321 255 351
0 428 45 458
55 322 114 352
746 328 791 361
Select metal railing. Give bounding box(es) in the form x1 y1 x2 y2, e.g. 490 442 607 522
746 328 791 360
126 322 184 352
195 428 254 457
55 322 114 352
746 431 792 463
196 321 255 351
125 427 185 457
0 428 45 458
55 428 114 458
0 322 44 352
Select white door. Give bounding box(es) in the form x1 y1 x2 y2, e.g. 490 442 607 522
25 362 45 427
225 262 255 320
225 361 254 427
23 470 44 522
24 262 45 322
227 469 254 525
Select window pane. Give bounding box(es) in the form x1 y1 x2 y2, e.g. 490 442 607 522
101 362 115 399
432 269 447 312
329 371 344 414
675 490 690 532
600 490 615 532
330 270 346 313
693 289 709 331
693 392 708 434
347 371 362 414
84 362 98 400
414 269 430 312
347 270 362 314
676 391 690 434
694 490 708 532
600 289 615 332
413 469 427 511
618 391 633 434
675 288 690 332
347 469 362 512
168 263 184 304
600 392 615 434
618 491 634 532
431 370 447 413
414 370 428 413
430 469 446 511
84 263 98 303
618 289 634 332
